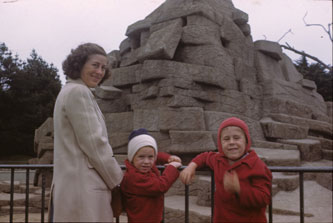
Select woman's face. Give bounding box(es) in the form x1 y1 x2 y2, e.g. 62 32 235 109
221 126 247 162
80 54 107 88
132 146 156 173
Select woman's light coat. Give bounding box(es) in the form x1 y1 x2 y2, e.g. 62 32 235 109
52 78 123 222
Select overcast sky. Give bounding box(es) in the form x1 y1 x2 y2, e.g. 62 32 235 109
0 0 332 85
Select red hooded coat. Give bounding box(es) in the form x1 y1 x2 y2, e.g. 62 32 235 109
192 117 272 223
120 152 179 223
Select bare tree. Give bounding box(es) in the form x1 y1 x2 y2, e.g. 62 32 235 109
278 12 332 73
302 11 332 42
280 43 332 72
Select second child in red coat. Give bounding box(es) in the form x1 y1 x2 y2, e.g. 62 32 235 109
180 117 272 223
120 128 182 223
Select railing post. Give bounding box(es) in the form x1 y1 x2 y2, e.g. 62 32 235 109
269 185 272 223
10 168 14 223
41 170 46 223
25 168 30 223
185 184 189 223
210 171 214 223
160 168 165 223
299 172 304 223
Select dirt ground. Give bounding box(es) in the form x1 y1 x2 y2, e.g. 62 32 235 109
0 213 128 223
0 212 47 223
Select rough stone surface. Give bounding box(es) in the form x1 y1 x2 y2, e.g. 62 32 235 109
278 139 322 161
260 118 309 139
272 172 299 191
279 53 303 83
322 149 333 160
204 111 265 140
165 196 211 223
119 38 131 56
96 97 128 113
107 50 121 69
302 160 333 191
34 117 53 154
299 78 317 90
0 181 20 193
104 112 134 134
137 18 183 61
272 180 332 222
182 19 221 45
103 65 142 87
254 147 301 166
167 131 216 153
159 107 205 131
254 40 283 61
94 85 122 100
126 19 152 38
232 8 248 25
109 132 130 150
269 113 332 136
255 51 285 81
196 176 211 206
133 109 159 131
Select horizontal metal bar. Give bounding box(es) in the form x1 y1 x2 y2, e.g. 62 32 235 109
0 164 53 169
268 166 333 172
1 164 332 173
152 165 333 173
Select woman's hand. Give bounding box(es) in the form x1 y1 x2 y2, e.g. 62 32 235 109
180 162 197 185
223 170 240 194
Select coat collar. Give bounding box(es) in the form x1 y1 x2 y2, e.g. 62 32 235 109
66 78 87 86
216 150 258 170
124 159 159 176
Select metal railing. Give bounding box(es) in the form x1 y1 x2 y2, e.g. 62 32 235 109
268 166 333 223
0 164 51 223
0 164 332 223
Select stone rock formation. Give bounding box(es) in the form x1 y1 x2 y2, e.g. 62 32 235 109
30 117 53 187
32 1 332 217
94 0 332 164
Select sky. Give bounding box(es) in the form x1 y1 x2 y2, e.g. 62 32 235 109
0 0 332 85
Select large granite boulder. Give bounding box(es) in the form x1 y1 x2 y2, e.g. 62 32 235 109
33 0 332 190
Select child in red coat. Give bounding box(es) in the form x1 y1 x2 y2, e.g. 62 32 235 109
120 128 182 223
180 117 272 223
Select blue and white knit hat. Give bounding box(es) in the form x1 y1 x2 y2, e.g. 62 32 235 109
127 128 158 162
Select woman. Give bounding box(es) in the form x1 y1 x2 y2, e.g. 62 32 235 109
50 43 123 222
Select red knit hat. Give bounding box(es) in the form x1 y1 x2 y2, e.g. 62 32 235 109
217 117 252 156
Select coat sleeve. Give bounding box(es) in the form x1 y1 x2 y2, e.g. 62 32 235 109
238 164 272 208
65 85 123 189
156 152 171 165
192 152 217 170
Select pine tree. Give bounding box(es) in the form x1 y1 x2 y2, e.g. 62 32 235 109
0 43 61 156
294 55 332 101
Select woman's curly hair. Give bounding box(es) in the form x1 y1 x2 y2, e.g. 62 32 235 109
62 43 110 84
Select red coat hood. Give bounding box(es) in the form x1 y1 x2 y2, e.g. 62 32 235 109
217 117 252 156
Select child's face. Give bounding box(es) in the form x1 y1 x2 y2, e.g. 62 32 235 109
221 126 247 161
132 146 156 173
